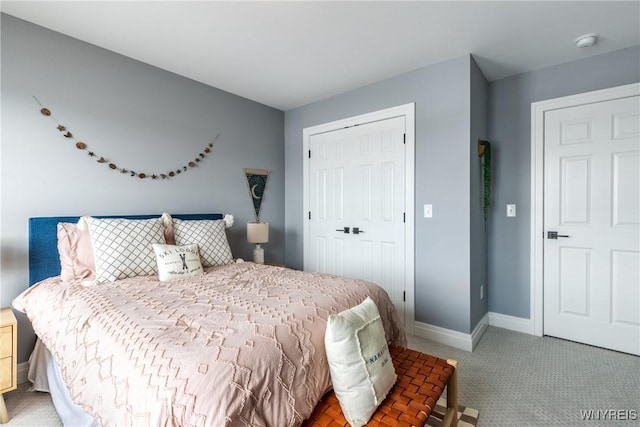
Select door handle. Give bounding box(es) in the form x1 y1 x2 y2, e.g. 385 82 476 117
352 227 365 235
547 231 570 239
336 227 350 234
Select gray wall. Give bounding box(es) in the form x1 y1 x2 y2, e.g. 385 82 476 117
469 58 489 330
487 46 640 318
5 13 635 365
0 14 284 362
285 55 477 333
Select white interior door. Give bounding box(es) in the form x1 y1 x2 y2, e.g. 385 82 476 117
307 116 406 319
543 95 639 355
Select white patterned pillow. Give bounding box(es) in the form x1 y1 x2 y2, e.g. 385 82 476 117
172 219 233 267
87 217 166 284
153 244 204 281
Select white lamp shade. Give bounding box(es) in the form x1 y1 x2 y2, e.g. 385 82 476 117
247 222 269 244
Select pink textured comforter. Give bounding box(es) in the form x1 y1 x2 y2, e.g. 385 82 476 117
14 262 406 427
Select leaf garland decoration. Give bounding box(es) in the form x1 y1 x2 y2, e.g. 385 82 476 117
480 140 492 226
34 96 219 180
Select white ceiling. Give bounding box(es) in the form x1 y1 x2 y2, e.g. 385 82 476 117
2 1 639 111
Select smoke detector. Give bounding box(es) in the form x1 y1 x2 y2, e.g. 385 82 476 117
574 33 599 48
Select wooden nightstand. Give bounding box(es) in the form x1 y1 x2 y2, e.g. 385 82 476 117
0 308 17 424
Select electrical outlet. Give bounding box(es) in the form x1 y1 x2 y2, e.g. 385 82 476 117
424 204 433 218
480 285 484 300
507 204 516 217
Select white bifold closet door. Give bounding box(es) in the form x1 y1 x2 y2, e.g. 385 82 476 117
308 116 406 320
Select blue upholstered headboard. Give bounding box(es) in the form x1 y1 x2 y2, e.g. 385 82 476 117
28 213 223 286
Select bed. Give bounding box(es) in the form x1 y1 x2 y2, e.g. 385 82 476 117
13 213 408 426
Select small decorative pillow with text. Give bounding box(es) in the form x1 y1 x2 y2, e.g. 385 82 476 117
87 217 166 284
172 219 233 267
153 244 204 281
324 297 397 427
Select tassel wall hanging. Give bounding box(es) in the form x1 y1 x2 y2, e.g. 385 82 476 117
244 168 270 222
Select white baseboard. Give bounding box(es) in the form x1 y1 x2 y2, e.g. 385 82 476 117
412 311 537 352
413 313 489 352
488 312 534 335
17 361 29 384
471 313 489 349
414 321 473 351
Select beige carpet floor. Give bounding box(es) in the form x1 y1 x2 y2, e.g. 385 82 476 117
3 383 61 426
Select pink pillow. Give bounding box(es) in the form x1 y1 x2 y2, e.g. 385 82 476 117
160 212 175 244
57 222 95 281
164 223 176 245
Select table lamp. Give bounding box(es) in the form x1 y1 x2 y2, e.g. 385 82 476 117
247 222 269 264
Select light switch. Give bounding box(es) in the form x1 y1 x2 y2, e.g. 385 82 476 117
424 204 433 218
507 204 516 217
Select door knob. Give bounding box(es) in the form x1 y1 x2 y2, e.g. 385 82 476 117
336 227 350 234
352 227 365 235
547 231 570 239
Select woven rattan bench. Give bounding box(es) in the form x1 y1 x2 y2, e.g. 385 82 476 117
303 346 458 427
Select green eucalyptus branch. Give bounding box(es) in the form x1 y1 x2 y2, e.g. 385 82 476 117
481 141 492 226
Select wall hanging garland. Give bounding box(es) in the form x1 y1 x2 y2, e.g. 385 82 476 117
33 96 219 180
478 139 492 226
